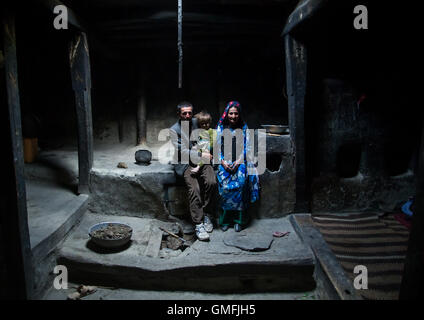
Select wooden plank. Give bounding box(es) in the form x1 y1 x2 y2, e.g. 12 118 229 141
2 11 34 299
290 214 362 300
144 225 163 258
284 34 309 212
69 32 93 194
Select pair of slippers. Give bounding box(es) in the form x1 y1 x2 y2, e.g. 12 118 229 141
220 224 242 232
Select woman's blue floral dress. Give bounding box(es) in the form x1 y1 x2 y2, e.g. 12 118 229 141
216 102 260 225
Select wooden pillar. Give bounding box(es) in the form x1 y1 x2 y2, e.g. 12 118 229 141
284 34 309 213
69 32 93 195
1 12 34 299
136 74 147 145
399 120 424 299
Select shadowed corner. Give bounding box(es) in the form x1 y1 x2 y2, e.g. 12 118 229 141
86 239 133 254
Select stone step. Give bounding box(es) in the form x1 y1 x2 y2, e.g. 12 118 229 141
26 179 88 261
57 213 316 293
88 163 175 220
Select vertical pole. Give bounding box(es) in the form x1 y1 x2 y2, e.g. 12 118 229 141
178 0 183 88
137 75 147 145
69 32 93 195
1 11 34 299
285 34 309 212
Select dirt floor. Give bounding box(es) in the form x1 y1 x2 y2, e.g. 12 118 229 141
43 282 316 300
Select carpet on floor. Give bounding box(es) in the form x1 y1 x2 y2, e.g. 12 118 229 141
312 212 410 300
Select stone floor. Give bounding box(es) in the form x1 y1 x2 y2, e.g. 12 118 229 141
26 179 88 261
24 143 318 299
25 142 173 184
55 212 315 294
43 282 316 300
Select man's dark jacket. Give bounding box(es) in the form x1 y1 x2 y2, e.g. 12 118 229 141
170 118 199 177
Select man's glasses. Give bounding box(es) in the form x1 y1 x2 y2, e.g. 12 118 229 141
181 112 192 116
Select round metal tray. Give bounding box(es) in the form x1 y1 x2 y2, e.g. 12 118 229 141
260 125 289 135
88 222 133 248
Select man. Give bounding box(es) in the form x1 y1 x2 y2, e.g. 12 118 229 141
170 102 216 241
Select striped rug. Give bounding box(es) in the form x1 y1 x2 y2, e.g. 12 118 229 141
312 212 410 300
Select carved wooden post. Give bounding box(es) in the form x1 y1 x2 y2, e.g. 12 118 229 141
69 32 93 194
2 12 34 299
285 34 309 212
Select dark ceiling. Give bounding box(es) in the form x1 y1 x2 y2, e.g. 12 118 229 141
64 0 299 49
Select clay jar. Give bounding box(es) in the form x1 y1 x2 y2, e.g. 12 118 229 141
135 149 152 165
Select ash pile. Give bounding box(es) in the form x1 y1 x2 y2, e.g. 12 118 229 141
160 224 195 251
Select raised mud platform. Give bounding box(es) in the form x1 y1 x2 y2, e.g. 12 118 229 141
88 135 296 220
57 213 315 293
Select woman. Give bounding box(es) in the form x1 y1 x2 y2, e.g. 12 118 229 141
216 101 259 232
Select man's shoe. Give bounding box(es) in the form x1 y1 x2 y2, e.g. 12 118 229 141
203 215 214 233
195 224 210 241
220 225 229 232
234 224 242 232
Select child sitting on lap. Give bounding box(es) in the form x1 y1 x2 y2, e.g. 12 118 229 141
192 111 216 173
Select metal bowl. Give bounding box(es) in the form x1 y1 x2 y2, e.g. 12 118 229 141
261 125 289 135
88 222 133 248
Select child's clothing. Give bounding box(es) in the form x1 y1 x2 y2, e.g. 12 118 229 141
197 128 217 167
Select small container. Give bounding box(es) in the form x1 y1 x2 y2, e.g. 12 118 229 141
135 149 152 165
260 125 289 135
23 138 38 163
88 222 132 248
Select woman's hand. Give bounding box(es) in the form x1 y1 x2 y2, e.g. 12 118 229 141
221 160 233 173
222 159 242 173
230 159 243 173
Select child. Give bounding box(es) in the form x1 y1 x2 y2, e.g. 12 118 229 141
192 111 216 173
